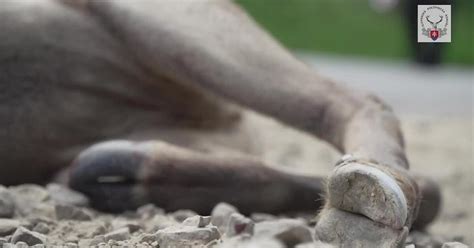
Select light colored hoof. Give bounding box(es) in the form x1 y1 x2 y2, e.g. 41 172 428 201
315 208 408 248
326 163 408 229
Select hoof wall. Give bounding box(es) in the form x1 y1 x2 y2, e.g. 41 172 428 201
315 208 408 248
327 163 408 229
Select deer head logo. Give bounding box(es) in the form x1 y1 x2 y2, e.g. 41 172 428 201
426 15 443 29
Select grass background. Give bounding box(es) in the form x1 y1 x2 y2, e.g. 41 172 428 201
236 0 473 65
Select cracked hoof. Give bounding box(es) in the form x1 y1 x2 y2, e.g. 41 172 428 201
315 208 408 248
326 162 408 229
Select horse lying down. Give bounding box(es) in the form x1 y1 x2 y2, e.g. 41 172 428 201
0 0 441 246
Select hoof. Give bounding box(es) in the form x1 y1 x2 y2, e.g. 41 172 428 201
315 208 408 248
68 141 148 212
326 162 408 229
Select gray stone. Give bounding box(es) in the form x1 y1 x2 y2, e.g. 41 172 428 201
405 245 415 248
211 202 238 233
77 239 94 247
255 218 312 247
111 218 141 233
11 227 47 246
144 215 179 232
225 213 254 237
104 227 131 242
296 241 336 248
15 241 28 248
2 243 14 248
107 239 119 246
9 185 52 218
97 242 107 248
25 216 55 227
406 230 443 247
137 204 164 219
442 242 470 248
182 215 212 228
32 244 46 248
90 235 106 246
55 204 93 220
32 222 50 234
46 184 89 207
171 209 198 222
76 221 108 238
315 208 407 248
0 238 7 246
155 225 221 247
218 236 283 248
65 243 78 248
0 219 21 236
0 186 15 218
250 213 276 223
136 233 157 244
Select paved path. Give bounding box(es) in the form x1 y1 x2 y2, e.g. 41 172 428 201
299 53 473 117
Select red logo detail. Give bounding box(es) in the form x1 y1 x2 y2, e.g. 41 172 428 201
430 29 440 40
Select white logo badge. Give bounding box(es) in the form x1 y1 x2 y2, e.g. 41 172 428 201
418 5 451 43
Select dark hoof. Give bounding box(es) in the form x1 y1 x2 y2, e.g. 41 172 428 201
68 141 148 212
412 175 442 230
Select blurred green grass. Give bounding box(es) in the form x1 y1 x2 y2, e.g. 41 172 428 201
237 0 473 65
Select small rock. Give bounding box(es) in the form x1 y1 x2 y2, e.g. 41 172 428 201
77 239 93 247
107 239 119 246
9 185 52 217
225 213 254 237
55 204 93 220
255 219 312 247
182 215 212 228
171 209 198 222
25 216 55 228
65 242 78 248
32 244 45 248
135 233 157 243
144 215 179 232
78 221 108 238
406 230 443 247
405 245 415 248
11 227 47 246
0 186 15 218
250 213 276 223
0 238 7 246
97 242 107 248
104 227 131 242
155 225 221 247
296 241 336 248
219 236 283 248
46 184 89 207
15 241 29 248
32 222 50 234
90 235 106 246
111 218 141 233
0 219 21 236
442 242 469 248
137 204 164 219
211 202 238 233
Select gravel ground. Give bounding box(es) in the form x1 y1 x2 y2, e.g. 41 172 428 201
0 182 469 247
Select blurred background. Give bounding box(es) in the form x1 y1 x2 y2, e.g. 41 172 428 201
233 0 473 245
237 0 473 65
